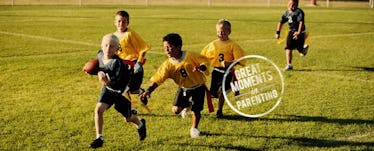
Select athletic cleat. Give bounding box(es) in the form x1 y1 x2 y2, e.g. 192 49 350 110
181 107 189 119
131 108 138 115
89 136 104 148
137 119 147 141
190 128 200 138
216 110 223 118
300 44 309 56
284 64 293 71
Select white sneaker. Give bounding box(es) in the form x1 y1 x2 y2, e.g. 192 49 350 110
131 107 138 115
190 128 200 138
284 64 293 71
181 107 189 119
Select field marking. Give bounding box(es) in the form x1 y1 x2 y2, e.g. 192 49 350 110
0 31 97 47
338 131 374 141
2 31 374 55
2 30 372 83
312 32 374 38
308 72 374 83
241 32 374 43
0 30 165 55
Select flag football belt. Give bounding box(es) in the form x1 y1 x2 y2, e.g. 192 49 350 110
105 86 122 94
122 59 146 67
181 84 214 113
181 84 204 96
213 67 226 73
290 30 307 34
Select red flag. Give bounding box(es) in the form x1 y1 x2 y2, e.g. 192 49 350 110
204 85 214 113
122 59 146 67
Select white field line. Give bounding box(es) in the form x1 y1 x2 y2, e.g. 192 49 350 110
2 31 374 54
241 32 374 43
0 30 165 55
0 31 97 47
338 131 374 141
1 30 373 83
309 72 374 83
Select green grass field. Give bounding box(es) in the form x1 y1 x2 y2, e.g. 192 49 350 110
0 4 373 150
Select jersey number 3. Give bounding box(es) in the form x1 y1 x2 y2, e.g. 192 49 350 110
219 53 224 62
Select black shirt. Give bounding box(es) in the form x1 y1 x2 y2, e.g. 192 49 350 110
280 8 306 32
97 50 132 92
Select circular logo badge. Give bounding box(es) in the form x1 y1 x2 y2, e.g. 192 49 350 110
222 55 284 118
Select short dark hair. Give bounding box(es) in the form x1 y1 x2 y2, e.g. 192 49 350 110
116 10 130 20
292 0 299 8
163 33 182 47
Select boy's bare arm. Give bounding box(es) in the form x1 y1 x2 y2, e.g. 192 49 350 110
293 21 304 40
275 22 283 39
139 82 159 99
98 71 110 85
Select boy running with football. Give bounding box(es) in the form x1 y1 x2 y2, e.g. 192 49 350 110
113 10 151 109
89 34 146 149
275 0 309 71
140 33 210 138
201 19 246 118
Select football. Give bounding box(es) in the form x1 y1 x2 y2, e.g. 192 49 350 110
83 59 99 75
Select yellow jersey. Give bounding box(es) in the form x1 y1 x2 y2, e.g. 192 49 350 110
151 51 210 88
201 39 246 67
114 28 150 61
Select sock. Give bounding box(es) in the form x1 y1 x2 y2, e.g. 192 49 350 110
96 134 103 140
137 121 143 129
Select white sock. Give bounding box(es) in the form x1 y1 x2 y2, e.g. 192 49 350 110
96 134 103 139
137 121 143 129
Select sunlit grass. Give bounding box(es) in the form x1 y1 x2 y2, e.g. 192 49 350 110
0 5 373 150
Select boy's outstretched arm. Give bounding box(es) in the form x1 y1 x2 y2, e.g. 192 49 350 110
275 22 283 39
139 82 158 100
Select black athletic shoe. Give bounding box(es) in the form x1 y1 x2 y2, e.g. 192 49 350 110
89 136 103 148
138 119 147 141
300 44 309 56
216 110 223 118
139 88 148 105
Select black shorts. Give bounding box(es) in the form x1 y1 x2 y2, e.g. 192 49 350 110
173 85 205 112
98 87 131 118
285 30 306 53
210 67 233 98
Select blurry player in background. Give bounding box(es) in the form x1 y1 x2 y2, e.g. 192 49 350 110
275 0 309 71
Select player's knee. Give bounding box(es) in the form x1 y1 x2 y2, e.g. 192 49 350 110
94 104 106 115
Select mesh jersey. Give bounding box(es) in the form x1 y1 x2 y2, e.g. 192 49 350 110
114 28 150 61
280 8 306 32
151 51 210 88
201 39 246 67
98 51 131 91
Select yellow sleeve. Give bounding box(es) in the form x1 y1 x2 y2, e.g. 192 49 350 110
231 42 246 66
116 29 150 61
193 52 211 75
129 30 150 62
150 61 170 86
201 41 220 67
